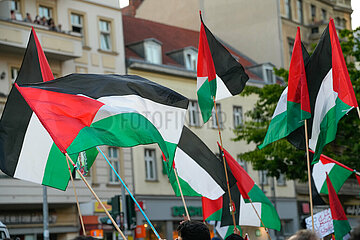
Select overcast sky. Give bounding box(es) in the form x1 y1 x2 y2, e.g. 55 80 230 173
352 0 360 29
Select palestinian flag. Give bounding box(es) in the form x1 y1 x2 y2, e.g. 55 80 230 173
287 19 358 161
0 28 97 190
165 126 234 200
259 27 310 149
16 74 188 162
326 174 351 240
202 146 281 231
197 13 249 122
311 150 353 195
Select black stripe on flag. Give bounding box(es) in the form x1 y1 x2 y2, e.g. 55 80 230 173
287 25 332 150
0 31 44 176
178 126 236 192
19 74 189 109
201 17 249 96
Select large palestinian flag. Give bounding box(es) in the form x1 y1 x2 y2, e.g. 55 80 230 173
197 13 249 123
287 19 358 161
0 29 97 190
16 74 188 162
165 126 234 200
311 150 353 195
202 146 281 231
259 27 310 149
326 174 351 240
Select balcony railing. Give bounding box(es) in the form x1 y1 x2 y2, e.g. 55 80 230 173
0 19 83 61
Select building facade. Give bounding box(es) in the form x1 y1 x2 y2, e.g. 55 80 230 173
123 15 300 240
133 0 353 69
0 0 130 239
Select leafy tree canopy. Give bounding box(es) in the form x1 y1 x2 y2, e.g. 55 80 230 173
233 28 360 182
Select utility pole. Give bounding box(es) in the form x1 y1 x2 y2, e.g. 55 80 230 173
43 186 49 240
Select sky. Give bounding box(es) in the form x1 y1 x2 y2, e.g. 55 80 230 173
352 0 360 29
119 0 129 8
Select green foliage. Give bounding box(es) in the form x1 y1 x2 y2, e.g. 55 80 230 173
234 28 360 181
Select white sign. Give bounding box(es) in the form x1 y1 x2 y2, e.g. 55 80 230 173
305 208 334 238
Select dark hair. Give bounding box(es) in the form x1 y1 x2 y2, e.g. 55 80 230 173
288 230 319 240
72 237 97 240
177 221 210 240
225 234 244 240
350 225 360 240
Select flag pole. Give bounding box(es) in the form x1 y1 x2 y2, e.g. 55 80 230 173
173 167 191 221
65 153 127 240
357 107 360 119
212 97 237 228
65 156 86 236
97 147 163 240
248 198 272 240
304 120 315 231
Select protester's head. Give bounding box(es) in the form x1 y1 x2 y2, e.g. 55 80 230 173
72 237 96 240
225 233 244 240
287 230 319 240
177 221 210 240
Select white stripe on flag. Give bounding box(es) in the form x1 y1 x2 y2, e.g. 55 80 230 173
309 69 337 150
14 114 53 184
312 160 335 192
98 95 187 144
197 77 208 91
272 87 288 118
239 196 262 227
174 148 225 200
215 75 232 101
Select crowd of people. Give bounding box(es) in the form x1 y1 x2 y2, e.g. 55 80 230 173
70 221 360 240
10 10 61 32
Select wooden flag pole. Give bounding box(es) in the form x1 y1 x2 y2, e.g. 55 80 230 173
304 120 315 231
357 107 360 119
213 97 237 228
248 198 272 240
174 167 191 221
65 153 127 240
65 157 86 236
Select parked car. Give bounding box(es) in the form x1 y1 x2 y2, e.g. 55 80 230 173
0 221 10 239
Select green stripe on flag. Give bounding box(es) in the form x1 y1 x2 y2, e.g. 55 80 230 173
205 209 222 221
333 220 351 240
67 113 169 158
313 98 352 162
320 164 352 194
197 80 214 123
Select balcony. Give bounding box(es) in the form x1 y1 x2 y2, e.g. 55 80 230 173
0 19 83 61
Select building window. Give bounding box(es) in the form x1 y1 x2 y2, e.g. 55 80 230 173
264 67 275 84
280 219 294 236
259 170 268 185
211 103 222 129
277 174 286 186
71 13 84 44
185 52 197 71
321 9 327 22
99 20 111 51
342 18 347 29
39 5 52 20
188 100 200 127
296 0 303 24
285 0 291 19
145 41 162 64
233 106 243 128
108 147 120 184
237 155 247 172
145 149 157 181
288 39 294 60
10 0 22 20
10 67 19 84
310 4 316 21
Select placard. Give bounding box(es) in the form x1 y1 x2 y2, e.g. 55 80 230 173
305 208 334 238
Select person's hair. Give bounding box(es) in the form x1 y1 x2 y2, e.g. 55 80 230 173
225 233 244 240
177 221 210 240
72 237 96 240
287 230 319 240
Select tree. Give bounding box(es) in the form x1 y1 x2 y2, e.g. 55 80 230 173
233 27 360 182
